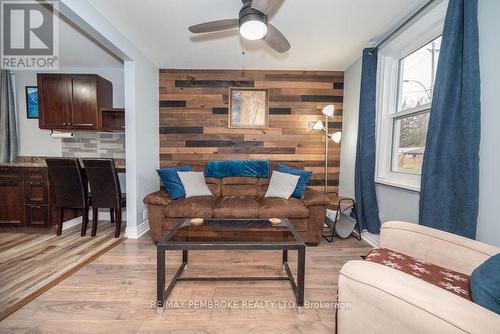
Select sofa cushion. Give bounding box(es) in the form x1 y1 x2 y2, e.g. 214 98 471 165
258 197 309 219
257 178 270 198
222 177 258 185
365 248 471 300
221 177 258 197
206 177 221 197
164 196 217 218
471 253 500 314
213 196 259 218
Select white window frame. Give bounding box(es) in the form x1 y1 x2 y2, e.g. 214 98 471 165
375 1 447 192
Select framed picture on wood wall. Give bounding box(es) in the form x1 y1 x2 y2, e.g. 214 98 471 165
228 88 269 128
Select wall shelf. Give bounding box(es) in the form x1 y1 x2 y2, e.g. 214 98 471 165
100 108 125 131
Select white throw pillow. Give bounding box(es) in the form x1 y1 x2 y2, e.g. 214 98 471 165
177 171 212 198
265 171 300 199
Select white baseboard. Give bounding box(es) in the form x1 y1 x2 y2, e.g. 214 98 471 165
125 220 150 239
61 217 82 231
90 210 127 221
361 230 380 247
61 210 127 231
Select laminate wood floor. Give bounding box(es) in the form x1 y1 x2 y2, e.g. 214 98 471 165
1 232 372 334
0 223 125 321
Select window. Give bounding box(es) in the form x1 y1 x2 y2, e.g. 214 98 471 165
393 36 441 172
375 2 446 191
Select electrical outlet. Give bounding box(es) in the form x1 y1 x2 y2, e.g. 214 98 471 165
142 209 148 222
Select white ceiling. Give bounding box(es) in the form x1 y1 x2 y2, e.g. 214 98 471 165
87 0 428 71
58 12 123 68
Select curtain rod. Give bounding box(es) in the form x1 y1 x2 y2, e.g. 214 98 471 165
374 0 440 50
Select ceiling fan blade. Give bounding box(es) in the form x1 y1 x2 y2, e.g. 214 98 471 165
189 19 239 33
251 0 280 15
263 23 290 53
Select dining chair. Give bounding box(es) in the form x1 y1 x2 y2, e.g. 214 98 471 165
83 159 125 238
46 158 90 236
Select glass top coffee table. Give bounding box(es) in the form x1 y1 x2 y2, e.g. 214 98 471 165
156 218 306 313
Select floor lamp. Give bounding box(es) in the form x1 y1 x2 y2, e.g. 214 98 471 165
313 104 342 195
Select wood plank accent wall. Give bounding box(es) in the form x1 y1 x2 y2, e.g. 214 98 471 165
159 69 344 194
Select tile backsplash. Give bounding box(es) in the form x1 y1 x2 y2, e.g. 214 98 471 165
62 132 125 159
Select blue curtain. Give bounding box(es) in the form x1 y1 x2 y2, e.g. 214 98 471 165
354 48 381 234
0 70 18 163
419 0 481 239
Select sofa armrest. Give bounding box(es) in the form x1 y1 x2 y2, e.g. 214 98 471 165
381 221 499 275
303 188 330 207
338 260 500 334
143 190 171 206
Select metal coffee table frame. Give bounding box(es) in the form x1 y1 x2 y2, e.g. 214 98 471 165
156 218 306 313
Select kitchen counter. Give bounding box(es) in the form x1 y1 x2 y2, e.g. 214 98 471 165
0 156 126 171
1 157 126 230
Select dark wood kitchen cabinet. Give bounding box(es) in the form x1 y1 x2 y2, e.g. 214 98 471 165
23 168 50 227
38 74 113 131
100 108 125 131
0 167 52 228
0 167 25 226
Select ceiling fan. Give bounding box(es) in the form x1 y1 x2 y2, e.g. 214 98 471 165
188 0 290 53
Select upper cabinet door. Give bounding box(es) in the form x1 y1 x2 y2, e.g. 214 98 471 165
38 75 71 129
37 73 114 131
69 75 99 130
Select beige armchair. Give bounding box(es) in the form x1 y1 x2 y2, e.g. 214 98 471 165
337 221 500 334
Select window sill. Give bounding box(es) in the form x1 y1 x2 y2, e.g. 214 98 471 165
374 177 420 193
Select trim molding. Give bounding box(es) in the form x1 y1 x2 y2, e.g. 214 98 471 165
125 220 150 239
61 217 82 231
362 231 380 247
62 210 128 231
90 210 127 221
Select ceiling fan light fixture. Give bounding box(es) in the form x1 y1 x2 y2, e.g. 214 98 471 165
240 20 268 40
188 0 290 53
239 8 268 41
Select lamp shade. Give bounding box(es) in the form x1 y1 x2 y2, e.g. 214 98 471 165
312 120 324 130
331 131 342 143
322 104 335 117
240 20 268 40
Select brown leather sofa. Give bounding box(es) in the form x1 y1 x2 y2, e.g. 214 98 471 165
143 162 330 244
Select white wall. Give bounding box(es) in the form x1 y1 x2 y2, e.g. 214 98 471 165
476 0 500 246
13 67 124 157
59 0 159 239
339 0 499 246
339 58 361 199
375 185 419 224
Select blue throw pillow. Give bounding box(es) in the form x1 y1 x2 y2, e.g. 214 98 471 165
471 253 500 314
156 165 193 199
276 164 312 198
